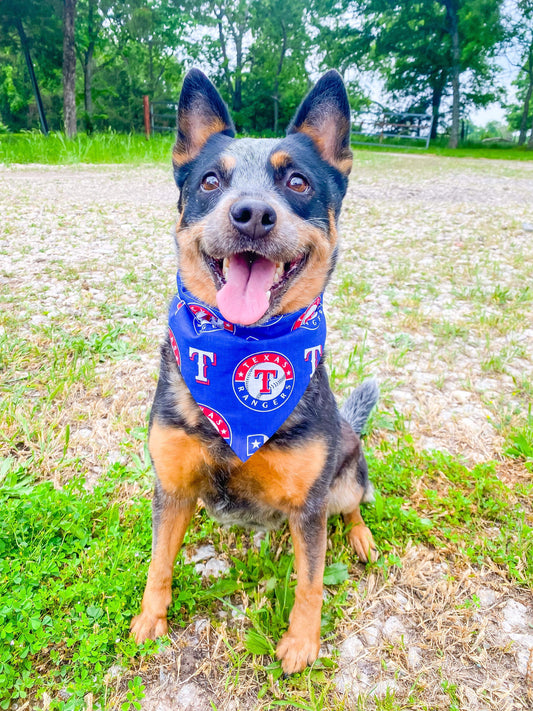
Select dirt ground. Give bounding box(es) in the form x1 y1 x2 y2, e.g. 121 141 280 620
1 154 532 710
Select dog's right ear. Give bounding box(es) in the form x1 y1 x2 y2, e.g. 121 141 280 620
173 69 235 168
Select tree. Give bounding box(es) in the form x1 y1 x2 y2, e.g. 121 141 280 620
176 0 311 133
324 0 505 146
505 1 533 145
63 0 77 136
0 0 62 131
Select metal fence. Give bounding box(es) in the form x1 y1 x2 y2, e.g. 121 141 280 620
352 105 434 149
150 100 179 134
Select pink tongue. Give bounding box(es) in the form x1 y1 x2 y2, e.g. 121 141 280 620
216 254 277 325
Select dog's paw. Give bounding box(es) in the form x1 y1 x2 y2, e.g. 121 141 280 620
348 524 379 563
276 632 320 674
130 612 168 644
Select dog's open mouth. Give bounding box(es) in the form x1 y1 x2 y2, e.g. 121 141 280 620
205 251 306 325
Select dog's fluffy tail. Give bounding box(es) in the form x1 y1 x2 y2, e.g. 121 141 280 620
341 378 379 504
340 378 379 436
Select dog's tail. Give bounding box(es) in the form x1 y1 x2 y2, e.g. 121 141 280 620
340 378 379 436
340 379 379 503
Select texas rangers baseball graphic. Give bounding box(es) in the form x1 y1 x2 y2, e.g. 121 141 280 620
233 352 295 411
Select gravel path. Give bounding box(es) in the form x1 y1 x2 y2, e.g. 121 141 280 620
1 156 532 710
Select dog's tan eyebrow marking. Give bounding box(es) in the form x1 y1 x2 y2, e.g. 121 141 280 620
270 150 292 170
219 153 236 172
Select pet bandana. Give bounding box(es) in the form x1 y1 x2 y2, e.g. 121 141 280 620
168 272 327 461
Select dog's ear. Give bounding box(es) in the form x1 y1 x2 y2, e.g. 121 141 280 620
173 69 235 167
287 70 352 176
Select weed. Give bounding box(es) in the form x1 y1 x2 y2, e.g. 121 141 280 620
505 407 533 472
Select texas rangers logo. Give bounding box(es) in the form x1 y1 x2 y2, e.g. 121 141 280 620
188 303 236 334
198 405 232 444
292 296 322 331
233 352 294 412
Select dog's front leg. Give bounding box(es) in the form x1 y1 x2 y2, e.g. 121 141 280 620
130 484 196 643
276 507 327 674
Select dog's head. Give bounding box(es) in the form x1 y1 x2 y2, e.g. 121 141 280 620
173 68 352 326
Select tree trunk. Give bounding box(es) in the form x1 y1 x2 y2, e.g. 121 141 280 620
518 46 533 146
83 44 94 133
216 15 234 101
232 31 243 113
273 20 287 134
430 79 444 139
518 79 533 145
443 0 460 148
63 0 77 137
82 0 96 133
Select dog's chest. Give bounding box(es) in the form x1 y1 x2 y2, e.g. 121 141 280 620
201 466 287 530
197 438 328 527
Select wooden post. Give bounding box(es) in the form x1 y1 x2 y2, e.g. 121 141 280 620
143 96 151 139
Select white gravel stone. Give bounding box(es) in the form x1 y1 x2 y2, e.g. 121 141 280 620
194 618 209 635
339 635 365 661
407 647 423 671
175 682 209 711
369 680 399 697
477 588 497 608
509 633 533 675
501 599 529 633
252 531 266 548
335 669 371 696
202 558 230 578
106 664 125 680
394 592 409 608
516 645 533 676
361 625 382 647
186 544 216 563
382 616 408 644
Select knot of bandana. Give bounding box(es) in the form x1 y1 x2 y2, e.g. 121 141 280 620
168 272 327 461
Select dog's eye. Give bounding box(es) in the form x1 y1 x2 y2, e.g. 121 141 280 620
201 173 220 192
287 173 310 193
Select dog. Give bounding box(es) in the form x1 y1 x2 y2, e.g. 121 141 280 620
130 68 379 675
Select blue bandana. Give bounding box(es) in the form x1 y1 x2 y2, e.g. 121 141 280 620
168 272 327 461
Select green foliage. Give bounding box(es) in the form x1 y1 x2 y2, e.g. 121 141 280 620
1 431 531 708
0 0 528 139
0 130 174 164
364 442 533 586
322 0 506 139
505 407 533 471
0 464 158 708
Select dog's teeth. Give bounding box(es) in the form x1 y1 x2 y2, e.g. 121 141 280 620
274 262 284 283
266 290 271 300
222 258 229 277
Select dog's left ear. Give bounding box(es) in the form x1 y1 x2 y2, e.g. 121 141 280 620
287 70 352 176
173 68 235 168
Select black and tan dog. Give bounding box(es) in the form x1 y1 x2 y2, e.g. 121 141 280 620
131 68 379 674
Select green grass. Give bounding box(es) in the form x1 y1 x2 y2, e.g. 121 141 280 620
1 130 532 165
2 427 531 709
505 408 533 472
0 131 174 165
352 138 533 161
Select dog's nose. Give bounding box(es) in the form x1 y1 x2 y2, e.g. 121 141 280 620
229 199 277 239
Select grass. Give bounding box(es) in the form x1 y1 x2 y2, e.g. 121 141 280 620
1 157 532 709
0 131 174 165
1 428 531 708
1 130 533 165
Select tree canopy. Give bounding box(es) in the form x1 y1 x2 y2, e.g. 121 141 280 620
0 0 530 143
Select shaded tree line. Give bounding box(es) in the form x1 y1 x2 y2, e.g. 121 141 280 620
0 0 531 144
